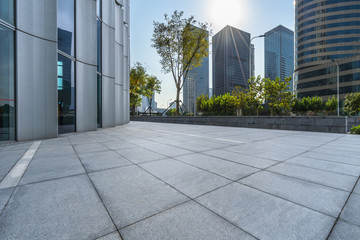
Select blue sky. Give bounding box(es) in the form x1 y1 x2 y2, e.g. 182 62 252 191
130 0 295 108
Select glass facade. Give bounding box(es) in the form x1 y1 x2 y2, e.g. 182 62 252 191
58 0 75 56
0 0 14 25
97 0 102 127
97 75 102 127
264 25 294 92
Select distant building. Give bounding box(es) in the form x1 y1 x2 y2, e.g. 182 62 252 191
212 25 251 96
264 25 294 92
209 88 213 98
294 0 360 108
139 95 157 113
183 27 209 113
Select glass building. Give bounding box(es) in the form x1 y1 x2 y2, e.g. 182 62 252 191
183 28 209 113
294 0 360 107
0 0 130 142
212 25 252 96
265 25 294 92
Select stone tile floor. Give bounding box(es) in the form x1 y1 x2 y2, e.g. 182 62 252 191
0 122 360 240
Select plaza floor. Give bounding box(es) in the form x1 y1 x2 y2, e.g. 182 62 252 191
0 122 360 240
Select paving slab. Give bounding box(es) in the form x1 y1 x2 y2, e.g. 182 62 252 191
301 151 360 166
0 175 115 240
197 183 335 240
19 155 85 185
67 134 97 145
33 145 76 160
96 232 122 240
74 143 109 154
1 142 32 151
169 141 215 152
115 147 167 163
354 181 360 195
328 220 360 240
102 140 138 150
268 163 357 191
0 150 26 181
204 149 277 169
287 156 360 176
175 153 258 181
140 159 230 198
0 188 13 213
121 201 256 240
340 193 360 226
78 150 132 172
89 165 188 228
140 142 194 157
240 171 348 217
39 137 71 148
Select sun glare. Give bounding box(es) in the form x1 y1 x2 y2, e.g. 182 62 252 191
210 0 243 28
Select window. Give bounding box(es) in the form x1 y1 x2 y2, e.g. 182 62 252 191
97 75 102 127
58 0 75 56
0 0 14 25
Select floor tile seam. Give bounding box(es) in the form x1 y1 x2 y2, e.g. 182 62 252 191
219 147 295 162
296 154 360 167
0 155 23 184
16 172 88 188
93 231 120 240
237 181 344 218
265 169 352 193
337 218 360 229
0 186 17 218
70 143 124 240
307 150 360 160
326 176 360 240
282 160 360 178
30 153 79 162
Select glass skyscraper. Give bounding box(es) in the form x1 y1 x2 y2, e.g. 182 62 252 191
0 0 130 142
265 25 294 92
212 25 252 96
294 0 360 107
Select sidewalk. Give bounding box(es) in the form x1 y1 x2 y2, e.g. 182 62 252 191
0 122 359 239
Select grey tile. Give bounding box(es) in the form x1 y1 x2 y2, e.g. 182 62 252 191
0 150 26 181
96 232 122 240
175 153 258 181
78 151 132 172
354 181 360 195
74 143 108 154
340 193 360 226
20 155 85 185
197 183 335 240
89 165 188 228
33 145 76 159
1 142 32 151
102 140 137 150
140 159 231 198
121 201 255 240
39 137 70 148
0 175 115 240
0 188 13 213
268 163 357 192
287 156 360 176
67 134 97 145
240 171 348 217
328 220 360 240
141 142 193 157
170 142 215 152
115 148 167 163
302 152 360 166
204 149 277 169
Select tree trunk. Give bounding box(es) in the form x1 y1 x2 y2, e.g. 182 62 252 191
271 108 274 117
256 108 259 117
176 88 180 116
149 98 152 117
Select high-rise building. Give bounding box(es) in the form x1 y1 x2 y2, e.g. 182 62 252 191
212 25 251 96
0 0 130 142
294 0 360 107
265 25 294 92
183 27 209 113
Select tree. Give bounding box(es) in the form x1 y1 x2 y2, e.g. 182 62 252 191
152 10 210 116
130 62 147 116
344 93 360 116
264 77 295 116
232 87 249 116
247 76 265 116
143 75 161 116
325 96 338 114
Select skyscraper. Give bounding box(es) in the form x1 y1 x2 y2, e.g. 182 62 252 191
183 27 209 113
0 0 130 142
212 25 251 96
265 25 294 92
294 0 360 107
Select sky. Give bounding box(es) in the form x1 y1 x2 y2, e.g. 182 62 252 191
130 0 295 109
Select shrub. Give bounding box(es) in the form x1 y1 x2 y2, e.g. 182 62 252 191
344 93 360 116
350 125 360 134
325 96 337 114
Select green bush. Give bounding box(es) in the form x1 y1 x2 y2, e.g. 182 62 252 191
344 93 360 116
325 96 338 113
350 125 360 134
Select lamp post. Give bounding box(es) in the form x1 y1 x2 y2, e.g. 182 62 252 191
249 35 265 80
331 59 340 116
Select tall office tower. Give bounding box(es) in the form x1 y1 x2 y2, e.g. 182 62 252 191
294 0 360 107
265 25 294 92
183 27 209 113
212 25 251 96
0 0 130 142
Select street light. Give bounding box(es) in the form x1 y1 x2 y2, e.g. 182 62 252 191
249 35 265 79
331 59 340 116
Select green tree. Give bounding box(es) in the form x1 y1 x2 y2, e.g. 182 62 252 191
143 75 161 116
264 77 295 116
232 87 249 116
130 62 147 116
247 76 265 116
344 93 360 116
325 96 338 114
308 96 325 113
152 10 210 116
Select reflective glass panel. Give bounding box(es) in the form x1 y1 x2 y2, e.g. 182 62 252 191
97 75 102 128
58 54 75 134
0 0 14 25
97 19 102 72
0 26 15 141
58 0 75 56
